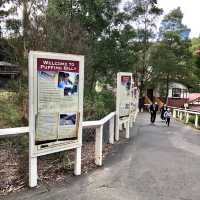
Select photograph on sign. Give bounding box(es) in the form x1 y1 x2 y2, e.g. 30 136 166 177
35 57 80 144
119 75 131 118
58 72 79 96
59 113 77 126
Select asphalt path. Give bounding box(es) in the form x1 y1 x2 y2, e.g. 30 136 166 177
4 113 200 200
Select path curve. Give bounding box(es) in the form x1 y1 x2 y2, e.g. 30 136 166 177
5 113 200 200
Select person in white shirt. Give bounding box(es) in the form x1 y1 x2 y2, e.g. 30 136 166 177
164 108 172 126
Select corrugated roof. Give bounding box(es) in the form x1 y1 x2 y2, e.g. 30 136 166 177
189 93 200 102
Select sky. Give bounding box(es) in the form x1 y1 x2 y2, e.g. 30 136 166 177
157 0 200 38
3 1 200 38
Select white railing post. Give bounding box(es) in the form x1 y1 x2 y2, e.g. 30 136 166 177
129 115 133 128
74 146 81 175
178 110 180 117
180 111 183 120
109 117 114 144
195 114 199 128
173 109 176 118
29 125 37 187
186 112 189 124
125 120 130 139
95 125 103 166
115 117 119 141
29 156 37 187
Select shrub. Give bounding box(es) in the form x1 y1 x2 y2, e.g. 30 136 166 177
188 115 195 124
84 89 115 121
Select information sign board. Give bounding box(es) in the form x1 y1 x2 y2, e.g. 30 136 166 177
28 51 84 187
117 73 132 118
29 51 84 155
115 72 132 140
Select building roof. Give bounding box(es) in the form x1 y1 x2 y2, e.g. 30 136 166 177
0 61 18 68
189 93 200 102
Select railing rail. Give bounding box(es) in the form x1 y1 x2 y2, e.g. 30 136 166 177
0 126 29 136
0 112 117 166
173 108 200 128
0 108 139 188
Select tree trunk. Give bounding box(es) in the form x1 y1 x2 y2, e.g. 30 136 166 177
165 73 169 104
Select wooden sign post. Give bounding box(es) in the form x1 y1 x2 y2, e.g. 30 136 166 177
29 51 84 187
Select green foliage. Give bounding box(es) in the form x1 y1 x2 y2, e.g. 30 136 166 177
84 89 115 120
0 92 22 127
149 7 199 99
188 115 195 124
159 7 190 39
0 0 199 128
123 0 163 95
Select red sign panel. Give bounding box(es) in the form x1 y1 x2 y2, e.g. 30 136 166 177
37 58 79 72
121 76 131 82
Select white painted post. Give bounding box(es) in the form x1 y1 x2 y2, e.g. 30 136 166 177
74 146 81 175
129 115 133 128
195 114 198 128
177 110 180 117
115 117 119 141
109 117 114 144
95 125 103 166
125 120 130 139
134 110 138 122
119 123 123 131
180 112 183 120
29 52 37 188
173 109 176 118
186 112 189 124
29 156 37 187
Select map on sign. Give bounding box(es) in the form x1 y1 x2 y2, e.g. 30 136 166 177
35 57 81 143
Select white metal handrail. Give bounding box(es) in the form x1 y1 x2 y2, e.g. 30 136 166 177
0 126 29 136
0 112 116 167
0 109 139 187
173 108 200 128
0 113 116 136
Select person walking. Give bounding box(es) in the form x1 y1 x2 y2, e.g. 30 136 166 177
149 102 158 123
160 104 168 120
164 108 172 126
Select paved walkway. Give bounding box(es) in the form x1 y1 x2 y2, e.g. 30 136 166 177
4 113 200 200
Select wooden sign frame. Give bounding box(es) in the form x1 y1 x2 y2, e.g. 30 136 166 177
115 72 132 140
29 51 84 187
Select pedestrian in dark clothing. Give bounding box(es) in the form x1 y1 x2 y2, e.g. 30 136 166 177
164 108 172 126
149 102 158 123
160 104 168 120
139 97 144 112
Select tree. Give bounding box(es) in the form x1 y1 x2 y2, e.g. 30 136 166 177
150 7 198 101
159 7 190 40
189 37 200 92
47 0 137 90
124 0 163 96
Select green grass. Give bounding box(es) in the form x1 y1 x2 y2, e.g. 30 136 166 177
0 91 24 128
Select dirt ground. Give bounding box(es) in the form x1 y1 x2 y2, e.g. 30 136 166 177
0 140 112 196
